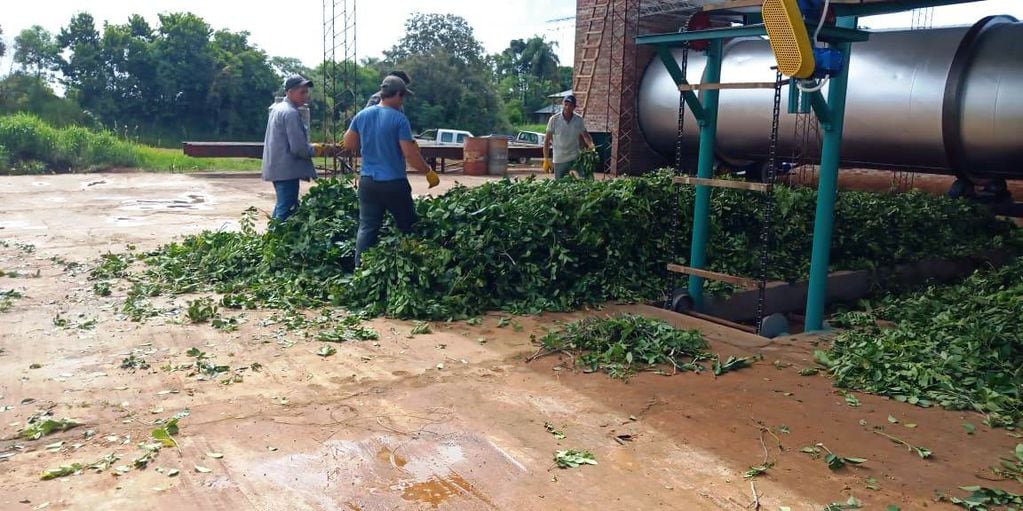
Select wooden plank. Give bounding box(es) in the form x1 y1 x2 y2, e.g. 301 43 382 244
684 310 758 334
672 176 771 192
666 264 760 288
679 80 789 91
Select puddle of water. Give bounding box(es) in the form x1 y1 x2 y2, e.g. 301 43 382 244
110 217 145 226
119 193 210 211
251 432 517 508
376 447 408 468
0 220 46 230
400 472 495 509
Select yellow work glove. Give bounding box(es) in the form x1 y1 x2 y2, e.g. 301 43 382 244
425 169 440 188
542 158 552 173
311 143 342 157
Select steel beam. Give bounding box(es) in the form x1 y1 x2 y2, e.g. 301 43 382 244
804 17 857 332
636 24 868 46
686 39 724 307
654 46 706 122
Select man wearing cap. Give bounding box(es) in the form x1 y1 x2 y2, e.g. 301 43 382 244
543 94 596 179
344 75 439 266
261 75 338 220
365 70 411 109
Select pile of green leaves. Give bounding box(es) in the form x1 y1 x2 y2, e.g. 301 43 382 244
821 257 1023 427
947 486 1023 510
540 314 709 379
107 173 1020 321
553 449 597 469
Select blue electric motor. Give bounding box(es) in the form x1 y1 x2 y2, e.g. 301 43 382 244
797 0 845 78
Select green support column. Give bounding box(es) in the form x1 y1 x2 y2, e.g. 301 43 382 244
804 18 856 332
687 39 724 307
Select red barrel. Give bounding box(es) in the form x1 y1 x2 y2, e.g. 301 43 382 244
463 137 488 176
487 137 509 176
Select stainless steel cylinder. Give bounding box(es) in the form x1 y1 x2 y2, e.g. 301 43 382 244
637 17 1023 179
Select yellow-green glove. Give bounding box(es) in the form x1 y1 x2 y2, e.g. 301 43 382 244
312 143 342 157
542 158 552 173
426 169 440 188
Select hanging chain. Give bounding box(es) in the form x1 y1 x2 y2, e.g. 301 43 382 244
665 41 691 309
756 70 784 335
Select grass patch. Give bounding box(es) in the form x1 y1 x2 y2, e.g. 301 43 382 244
135 147 260 173
0 114 260 174
514 124 548 134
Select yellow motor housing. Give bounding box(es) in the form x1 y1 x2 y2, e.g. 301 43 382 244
762 0 816 79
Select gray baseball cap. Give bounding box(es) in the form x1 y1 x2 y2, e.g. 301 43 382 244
284 75 313 91
380 75 414 96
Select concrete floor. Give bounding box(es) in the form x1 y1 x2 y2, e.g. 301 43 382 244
0 171 1017 510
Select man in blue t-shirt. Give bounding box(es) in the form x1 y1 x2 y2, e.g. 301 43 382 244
344 75 438 266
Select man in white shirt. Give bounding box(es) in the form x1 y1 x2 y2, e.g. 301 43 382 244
543 94 596 179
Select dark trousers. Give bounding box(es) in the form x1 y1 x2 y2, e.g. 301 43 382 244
272 179 300 220
355 176 417 266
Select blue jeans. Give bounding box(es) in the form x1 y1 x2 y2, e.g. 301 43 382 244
272 179 300 221
355 176 417 266
554 159 592 180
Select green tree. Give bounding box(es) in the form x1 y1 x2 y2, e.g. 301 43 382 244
0 73 88 127
557 66 573 91
385 13 485 71
14 26 60 80
100 16 157 132
57 13 110 117
270 56 310 80
493 36 563 124
384 13 507 134
0 25 6 58
151 12 216 137
206 29 278 138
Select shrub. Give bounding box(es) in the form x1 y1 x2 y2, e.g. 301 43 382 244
0 113 57 161
0 114 139 172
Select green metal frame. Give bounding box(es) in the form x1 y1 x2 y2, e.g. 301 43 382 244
640 15 871 332
830 0 981 18
686 39 724 305
636 24 868 47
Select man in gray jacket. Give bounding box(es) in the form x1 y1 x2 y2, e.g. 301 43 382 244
261 75 335 220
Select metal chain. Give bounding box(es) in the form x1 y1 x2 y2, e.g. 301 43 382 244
665 41 691 309
756 70 784 335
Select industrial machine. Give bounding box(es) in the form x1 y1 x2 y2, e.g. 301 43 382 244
638 14 1023 195
635 0 1021 335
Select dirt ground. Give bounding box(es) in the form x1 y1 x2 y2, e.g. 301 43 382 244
1 171 1021 510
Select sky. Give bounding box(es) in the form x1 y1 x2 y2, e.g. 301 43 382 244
1 0 1021 74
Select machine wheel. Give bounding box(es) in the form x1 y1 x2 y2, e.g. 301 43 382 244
947 178 976 199
758 313 790 339
978 179 1012 203
669 289 694 313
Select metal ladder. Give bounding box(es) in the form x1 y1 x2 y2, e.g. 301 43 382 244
573 0 612 115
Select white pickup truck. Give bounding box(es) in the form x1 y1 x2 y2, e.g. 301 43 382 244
415 129 473 146
513 131 545 146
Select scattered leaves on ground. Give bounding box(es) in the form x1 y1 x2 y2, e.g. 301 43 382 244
553 449 597 469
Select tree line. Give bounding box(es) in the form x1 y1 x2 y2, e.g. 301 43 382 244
0 12 571 145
